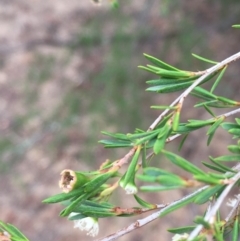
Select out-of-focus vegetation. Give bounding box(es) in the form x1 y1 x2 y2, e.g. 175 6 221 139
1 1 240 240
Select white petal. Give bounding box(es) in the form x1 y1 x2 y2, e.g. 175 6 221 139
172 233 189 241
87 222 99 237
73 217 99 236
125 184 138 195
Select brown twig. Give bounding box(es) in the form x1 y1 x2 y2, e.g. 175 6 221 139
96 186 209 241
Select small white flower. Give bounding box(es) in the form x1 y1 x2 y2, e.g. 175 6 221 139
172 233 189 241
73 217 99 237
226 198 237 207
125 183 138 195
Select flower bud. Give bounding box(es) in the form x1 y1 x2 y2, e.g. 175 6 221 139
59 169 90 193
124 182 138 195
72 217 99 237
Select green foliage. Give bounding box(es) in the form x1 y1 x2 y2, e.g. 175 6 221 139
3 2 240 240
41 45 240 240
0 221 29 241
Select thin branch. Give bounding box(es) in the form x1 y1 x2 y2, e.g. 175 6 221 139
223 107 240 118
110 101 240 171
148 51 240 131
96 186 209 241
112 147 137 169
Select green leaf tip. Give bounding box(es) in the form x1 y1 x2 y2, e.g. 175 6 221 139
232 24 240 28
192 53 218 64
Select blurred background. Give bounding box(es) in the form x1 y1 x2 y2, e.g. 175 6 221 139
0 0 240 240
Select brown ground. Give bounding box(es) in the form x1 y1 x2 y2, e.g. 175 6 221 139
0 1 240 241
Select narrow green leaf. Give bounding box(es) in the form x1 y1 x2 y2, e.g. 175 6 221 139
135 131 159 145
207 102 236 108
235 118 240 125
121 146 141 187
143 167 172 177
207 132 215 146
232 24 240 28
68 213 86 220
101 131 129 140
194 185 223 204
146 76 197 85
98 139 132 148
202 104 216 117
42 188 84 203
202 162 226 173
207 117 225 136
192 53 218 64
60 194 85 216
192 86 217 100
178 134 188 151
140 185 180 192
137 174 156 182
187 119 214 127
209 172 228 180
144 53 181 71
153 124 171 154
163 150 206 176
194 100 218 107
209 157 235 172
138 65 157 74
229 128 240 136
217 96 238 105
156 69 192 78
228 145 240 154
194 174 222 185
146 138 158 149
134 195 156 208
147 64 191 79
173 111 180 131
146 81 193 93
153 137 165 155
83 200 114 209
150 105 177 110
84 172 115 193
74 204 116 218
159 188 205 217
168 226 195 234
0 221 29 241
142 143 147 168
60 188 101 217
145 65 162 72
147 78 176 85
207 116 225 145
175 124 201 134
232 217 239 241
221 122 239 131
213 155 240 162
128 130 157 140
156 175 186 187
210 66 227 93
138 169 185 187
